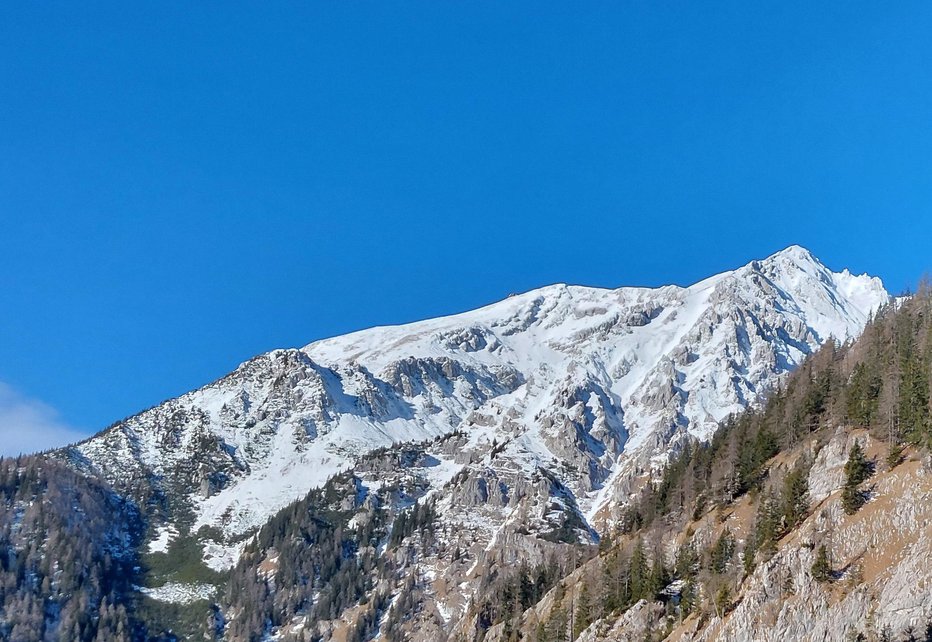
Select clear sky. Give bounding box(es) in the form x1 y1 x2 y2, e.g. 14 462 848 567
2 3 931 452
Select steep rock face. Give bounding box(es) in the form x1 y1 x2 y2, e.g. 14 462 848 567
486 431 932 642
681 432 932 642
54 247 886 581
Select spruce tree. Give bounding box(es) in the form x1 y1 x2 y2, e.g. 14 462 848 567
573 584 592 638
842 441 872 514
629 539 648 601
781 463 810 528
679 579 698 617
811 544 832 582
846 362 882 427
753 492 779 558
710 528 735 574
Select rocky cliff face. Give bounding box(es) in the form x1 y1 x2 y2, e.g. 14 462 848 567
681 432 932 642
510 429 932 642
473 286 932 642
49 246 888 640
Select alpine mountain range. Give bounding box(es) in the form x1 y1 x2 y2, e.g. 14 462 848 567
12 245 930 642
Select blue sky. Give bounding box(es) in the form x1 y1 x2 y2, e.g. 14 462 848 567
2 3 931 452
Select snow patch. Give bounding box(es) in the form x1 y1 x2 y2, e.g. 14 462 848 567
139 582 217 603
147 525 177 554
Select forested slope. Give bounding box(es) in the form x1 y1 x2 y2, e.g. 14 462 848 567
479 287 932 641
0 457 143 641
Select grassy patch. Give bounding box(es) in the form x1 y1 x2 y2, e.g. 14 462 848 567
142 534 227 587
135 595 213 641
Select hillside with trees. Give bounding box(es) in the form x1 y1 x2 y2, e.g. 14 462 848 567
478 286 932 641
1 282 930 641
0 457 143 641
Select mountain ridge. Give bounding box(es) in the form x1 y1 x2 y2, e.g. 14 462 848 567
2 244 904 641
55 247 886 563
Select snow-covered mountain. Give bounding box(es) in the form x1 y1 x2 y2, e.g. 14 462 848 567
57 245 887 580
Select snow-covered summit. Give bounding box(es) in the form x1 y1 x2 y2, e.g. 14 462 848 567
59 246 888 556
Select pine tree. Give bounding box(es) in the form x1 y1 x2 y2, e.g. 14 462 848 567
811 544 832 582
782 462 810 529
741 540 757 577
842 441 872 514
629 539 648 601
547 606 568 642
753 492 780 558
846 362 882 427
714 583 732 618
674 541 698 582
679 579 698 617
647 553 668 598
709 528 735 574
885 442 905 470
573 583 592 638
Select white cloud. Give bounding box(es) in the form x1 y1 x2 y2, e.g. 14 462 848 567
0 382 88 457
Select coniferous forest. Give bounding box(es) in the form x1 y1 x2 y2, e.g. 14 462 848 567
0 458 142 641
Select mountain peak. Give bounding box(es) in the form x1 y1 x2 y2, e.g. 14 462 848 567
750 244 824 276
58 250 890 571
770 243 817 262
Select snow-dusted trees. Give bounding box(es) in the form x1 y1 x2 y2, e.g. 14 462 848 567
222 470 440 642
0 456 141 641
